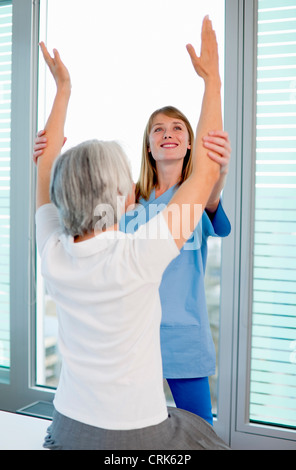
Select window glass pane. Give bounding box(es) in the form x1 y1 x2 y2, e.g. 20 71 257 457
0 1 12 372
250 0 296 429
36 0 225 415
206 237 222 413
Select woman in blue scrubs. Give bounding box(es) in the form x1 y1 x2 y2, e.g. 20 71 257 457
120 105 231 426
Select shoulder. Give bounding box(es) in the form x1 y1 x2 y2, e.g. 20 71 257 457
35 203 62 255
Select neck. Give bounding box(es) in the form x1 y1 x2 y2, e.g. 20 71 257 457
155 160 183 197
74 224 119 243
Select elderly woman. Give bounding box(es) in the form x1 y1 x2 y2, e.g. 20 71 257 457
36 17 229 450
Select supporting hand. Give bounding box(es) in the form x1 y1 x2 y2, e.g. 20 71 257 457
33 129 67 165
203 131 231 213
203 131 231 176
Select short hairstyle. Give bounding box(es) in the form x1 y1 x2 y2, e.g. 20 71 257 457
136 106 194 202
50 139 133 237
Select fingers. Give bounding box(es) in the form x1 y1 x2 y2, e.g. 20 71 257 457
39 42 61 65
32 131 67 165
37 129 46 138
201 15 218 59
187 15 219 81
204 141 230 159
33 150 43 165
186 43 204 78
39 41 58 80
34 139 47 151
33 148 44 165
186 43 197 59
203 15 214 33
186 43 200 66
202 15 211 35
202 15 216 42
203 131 231 150
208 130 229 139
33 140 47 162
39 41 54 68
35 129 47 146
39 42 66 80
206 152 227 170
202 131 231 172
53 48 61 63
32 130 47 165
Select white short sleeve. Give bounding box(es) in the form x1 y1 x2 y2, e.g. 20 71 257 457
130 211 180 282
35 204 62 256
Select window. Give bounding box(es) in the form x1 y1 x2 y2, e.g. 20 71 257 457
250 0 296 430
36 0 225 416
3 0 294 449
232 0 296 448
0 0 12 375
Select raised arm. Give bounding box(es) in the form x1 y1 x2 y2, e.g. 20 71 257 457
162 16 222 249
36 42 71 210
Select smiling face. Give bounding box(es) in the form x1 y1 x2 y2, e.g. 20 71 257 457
148 113 191 164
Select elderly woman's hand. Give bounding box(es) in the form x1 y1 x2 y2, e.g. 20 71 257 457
39 42 71 90
186 16 221 87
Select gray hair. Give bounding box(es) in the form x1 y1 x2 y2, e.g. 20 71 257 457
50 139 133 237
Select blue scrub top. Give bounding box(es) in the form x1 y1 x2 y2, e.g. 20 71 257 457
119 185 231 378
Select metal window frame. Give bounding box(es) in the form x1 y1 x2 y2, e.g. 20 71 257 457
212 0 241 444
0 0 54 412
228 0 296 449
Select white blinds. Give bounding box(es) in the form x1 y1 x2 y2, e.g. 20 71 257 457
250 0 296 429
0 1 12 370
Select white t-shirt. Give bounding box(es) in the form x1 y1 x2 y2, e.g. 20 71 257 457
36 203 179 430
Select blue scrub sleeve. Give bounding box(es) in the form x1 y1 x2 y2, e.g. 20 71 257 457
205 200 231 238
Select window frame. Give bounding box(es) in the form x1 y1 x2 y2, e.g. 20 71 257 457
0 0 53 411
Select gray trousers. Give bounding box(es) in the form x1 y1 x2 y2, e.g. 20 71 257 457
43 407 229 450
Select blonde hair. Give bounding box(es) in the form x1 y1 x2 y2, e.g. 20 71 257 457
136 106 194 202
